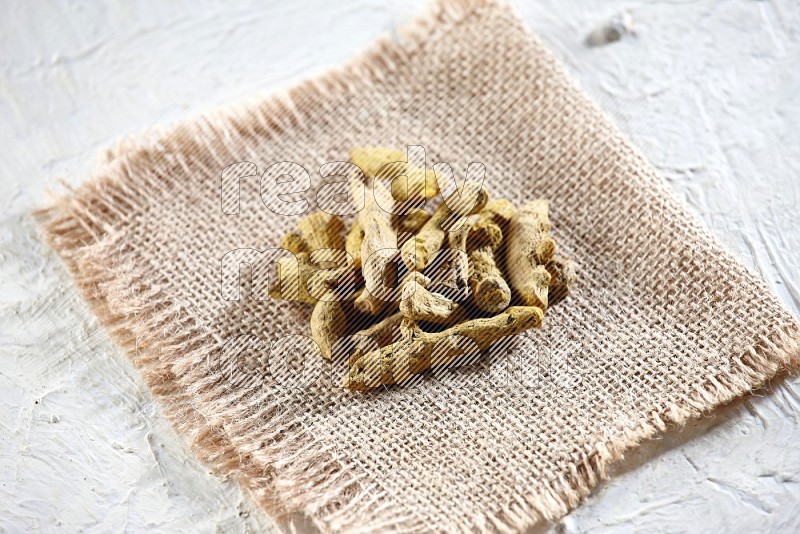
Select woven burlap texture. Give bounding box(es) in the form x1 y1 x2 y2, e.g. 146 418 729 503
40 0 800 532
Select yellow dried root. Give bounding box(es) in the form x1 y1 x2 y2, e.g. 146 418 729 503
297 210 346 252
480 198 516 228
390 168 439 202
394 208 431 250
398 272 467 325
344 311 406 366
546 255 577 306
269 256 356 304
444 214 477 294
278 211 345 280
394 208 431 235
470 198 516 250
513 199 556 263
352 173 397 315
506 199 556 309
345 219 365 269
400 181 489 271
280 231 310 256
467 199 516 313
442 180 490 219
310 299 348 359
344 306 544 391
469 247 511 313
350 146 439 201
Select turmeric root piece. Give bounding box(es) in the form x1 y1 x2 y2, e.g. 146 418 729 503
481 198 516 227
469 246 511 313
514 199 555 264
280 231 310 256
279 211 344 273
350 146 439 201
471 198 516 247
344 311 406 366
546 255 577 306
344 306 544 391
350 147 406 178
269 255 314 303
269 257 357 304
515 264 550 310
400 213 444 271
394 208 431 249
467 200 516 313
443 180 490 219
400 181 489 272
345 219 365 269
390 167 440 202
352 173 397 315
298 211 345 252
398 272 468 325
506 199 555 309
310 299 347 359
445 214 477 293
394 208 431 235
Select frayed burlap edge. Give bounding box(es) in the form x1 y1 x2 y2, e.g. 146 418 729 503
36 0 800 532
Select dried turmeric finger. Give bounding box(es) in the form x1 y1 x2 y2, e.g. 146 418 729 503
467 199 516 313
506 199 555 308
442 180 490 220
482 198 516 226
390 167 439 202
345 218 365 269
517 199 556 263
297 210 345 252
445 214 477 293
394 208 431 235
269 256 319 303
280 231 310 256
400 181 488 271
471 198 515 247
398 272 468 325
469 246 511 313
350 147 406 178
350 146 439 201
352 173 397 315
310 299 348 359
546 255 577 306
344 306 544 391
343 311 406 366
269 256 356 304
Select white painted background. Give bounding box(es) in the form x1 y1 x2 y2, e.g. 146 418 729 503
2 0 798 532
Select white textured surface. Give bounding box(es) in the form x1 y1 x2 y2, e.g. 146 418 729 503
1 0 798 532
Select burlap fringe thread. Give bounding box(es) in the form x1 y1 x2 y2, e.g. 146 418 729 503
36 0 800 532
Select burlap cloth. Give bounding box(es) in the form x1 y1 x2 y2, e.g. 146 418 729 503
40 0 800 531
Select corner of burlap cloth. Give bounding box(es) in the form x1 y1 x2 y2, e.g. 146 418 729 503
36 0 800 532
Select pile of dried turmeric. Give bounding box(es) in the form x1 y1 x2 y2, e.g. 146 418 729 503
272 147 576 391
